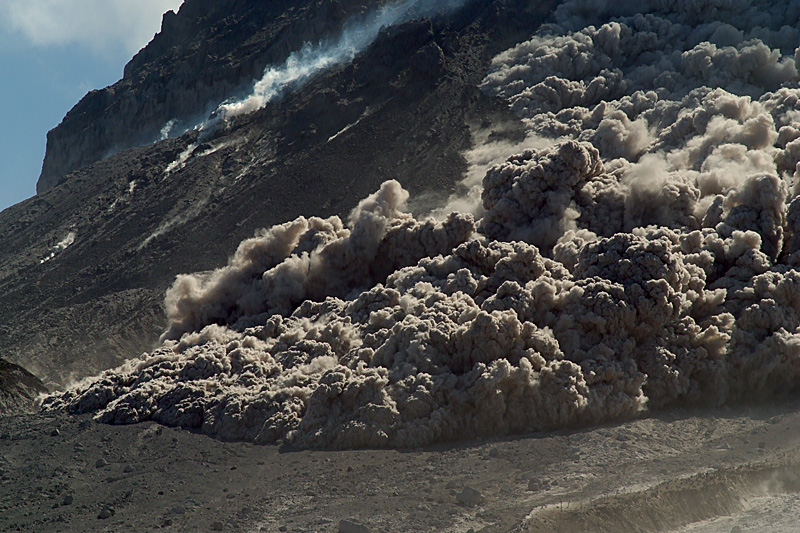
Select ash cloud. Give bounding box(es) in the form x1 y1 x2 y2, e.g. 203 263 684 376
44 0 800 448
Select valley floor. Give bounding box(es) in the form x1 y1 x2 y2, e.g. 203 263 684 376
2 399 800 532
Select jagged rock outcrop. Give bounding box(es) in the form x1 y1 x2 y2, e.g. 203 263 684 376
37 0 369 193
0 358 48 414
3 0 556 387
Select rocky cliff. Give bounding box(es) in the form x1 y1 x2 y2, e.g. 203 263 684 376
37 0 379 193
0 358 48 414
4 0 554 387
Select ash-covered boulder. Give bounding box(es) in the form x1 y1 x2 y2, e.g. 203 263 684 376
0 358 48 415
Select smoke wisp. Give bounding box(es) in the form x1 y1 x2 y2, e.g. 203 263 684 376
40 232 76 264
195 0 470 139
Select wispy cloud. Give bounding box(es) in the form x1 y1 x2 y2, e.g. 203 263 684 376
0 0 183 55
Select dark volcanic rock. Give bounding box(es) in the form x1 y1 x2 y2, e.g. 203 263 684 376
2 0 556 387
37 0 360 193
0 358 48 414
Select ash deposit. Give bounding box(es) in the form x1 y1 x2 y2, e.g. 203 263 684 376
44 0 800 449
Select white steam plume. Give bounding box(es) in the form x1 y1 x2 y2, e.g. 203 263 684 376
197 0 470 138
43 0 800 449
40 231 76 264
158 0 470 177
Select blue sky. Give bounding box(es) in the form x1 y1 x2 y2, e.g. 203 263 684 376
0 0 183 214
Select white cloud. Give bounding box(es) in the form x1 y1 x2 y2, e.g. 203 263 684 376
0 0 184 55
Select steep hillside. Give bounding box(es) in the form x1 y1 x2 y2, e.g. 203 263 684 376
1 0 553 388
4 1 800 530
38 0 365 193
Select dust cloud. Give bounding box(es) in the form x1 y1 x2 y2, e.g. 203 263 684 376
44 0 800 448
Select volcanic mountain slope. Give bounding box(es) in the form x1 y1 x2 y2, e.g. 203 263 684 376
0 0 552 390
5 0 800 530
37 0 368 193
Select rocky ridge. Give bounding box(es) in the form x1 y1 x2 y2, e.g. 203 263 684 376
1 0 554 390
38 0 375 193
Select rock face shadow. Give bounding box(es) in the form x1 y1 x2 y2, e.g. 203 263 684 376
0 358 47 415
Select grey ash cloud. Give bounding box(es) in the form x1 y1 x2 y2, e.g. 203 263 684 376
44 0 800 448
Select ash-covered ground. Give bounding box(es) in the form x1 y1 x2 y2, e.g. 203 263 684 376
3 400 800 532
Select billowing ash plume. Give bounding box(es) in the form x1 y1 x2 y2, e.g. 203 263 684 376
45 0 800 448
